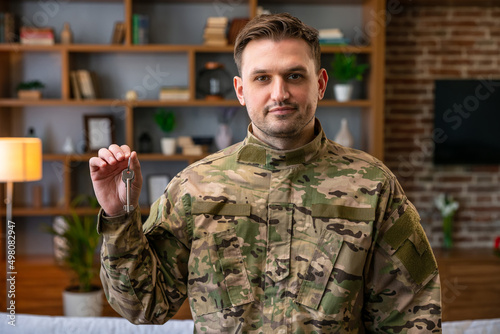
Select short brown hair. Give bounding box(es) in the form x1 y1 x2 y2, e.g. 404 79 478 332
234 13 321 74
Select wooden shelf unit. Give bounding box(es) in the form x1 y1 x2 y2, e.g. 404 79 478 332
0 0 386 213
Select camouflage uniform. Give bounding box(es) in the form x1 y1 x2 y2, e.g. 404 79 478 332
99 120 441 333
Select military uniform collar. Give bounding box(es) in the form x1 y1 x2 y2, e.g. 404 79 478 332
236 119 326 169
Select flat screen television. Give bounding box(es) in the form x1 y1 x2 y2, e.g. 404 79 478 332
434 79 500 165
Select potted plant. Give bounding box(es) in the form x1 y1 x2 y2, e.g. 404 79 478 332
154 108 177 155
329 54 369 102
46 195 103 317
16 80 45 100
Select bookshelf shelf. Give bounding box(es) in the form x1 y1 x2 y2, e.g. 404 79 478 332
0 0 385 217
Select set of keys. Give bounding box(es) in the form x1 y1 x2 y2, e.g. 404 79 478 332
122 157 135 213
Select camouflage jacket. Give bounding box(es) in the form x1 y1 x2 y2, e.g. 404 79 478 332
99 121 442 333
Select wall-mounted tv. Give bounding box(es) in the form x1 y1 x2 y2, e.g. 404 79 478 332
434 79 500 165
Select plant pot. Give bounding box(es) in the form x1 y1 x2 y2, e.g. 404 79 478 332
17 89 42 100
161 137 176 155
62 286 103 317
334 84 353 102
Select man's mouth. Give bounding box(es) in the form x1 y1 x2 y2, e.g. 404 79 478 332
267 104 298 116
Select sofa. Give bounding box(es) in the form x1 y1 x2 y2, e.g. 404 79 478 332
3 313 500 333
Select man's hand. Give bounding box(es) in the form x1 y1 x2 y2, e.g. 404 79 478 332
89 144 143 216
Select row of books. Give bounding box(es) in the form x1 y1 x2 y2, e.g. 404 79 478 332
0 12 18 43
70 70 98 100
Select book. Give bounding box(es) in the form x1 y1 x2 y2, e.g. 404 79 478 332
318 28 343 39
20 26 54 45
159 86 189 100
182 144 207 156
111 21 125 44
77 69 96 100
132 14 149 45
4 13 19 43
319 38 350 45
228 18 249 45
69 71 82 100
0 13 4 43
207 17 228 27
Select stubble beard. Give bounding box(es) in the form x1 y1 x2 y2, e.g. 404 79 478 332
253 103 315 140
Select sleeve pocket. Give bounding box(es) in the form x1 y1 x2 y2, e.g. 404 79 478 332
383 204 438 290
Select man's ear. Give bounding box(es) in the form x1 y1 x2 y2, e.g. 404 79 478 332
234 76 245 106
317 68 328 100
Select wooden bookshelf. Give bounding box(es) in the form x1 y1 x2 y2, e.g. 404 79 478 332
0 2 386 317
0 0 386 218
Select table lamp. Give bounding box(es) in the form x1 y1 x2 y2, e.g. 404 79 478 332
0 137 42 224
0 137 42 310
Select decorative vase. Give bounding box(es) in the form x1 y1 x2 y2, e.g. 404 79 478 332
334 83 353 102
62 136 75 154
334 118 354 147
62 287 103 317
215 123 232 150
61 22 73 44
161 137 176 155
442 214 454 250
197 62 232 100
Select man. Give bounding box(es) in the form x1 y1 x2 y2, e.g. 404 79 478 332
90 13 441 333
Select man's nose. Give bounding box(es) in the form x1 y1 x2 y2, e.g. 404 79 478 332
270 77 290 102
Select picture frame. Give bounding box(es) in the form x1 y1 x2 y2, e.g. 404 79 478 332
147 174 171 205
84 115 115 152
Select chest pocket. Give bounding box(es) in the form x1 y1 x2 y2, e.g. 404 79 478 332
188 202 254 316
296 204 375 316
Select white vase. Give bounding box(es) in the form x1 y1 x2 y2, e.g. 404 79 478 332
63 288 103 317
62 136 75 154
334 83 353 102
334 118 354 148
161 137 176 155
215 123 232 150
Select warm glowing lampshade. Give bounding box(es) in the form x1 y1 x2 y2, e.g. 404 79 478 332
0 138 42 182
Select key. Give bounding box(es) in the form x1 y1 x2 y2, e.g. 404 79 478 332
122 157 135 213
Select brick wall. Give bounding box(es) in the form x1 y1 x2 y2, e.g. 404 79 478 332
385 5 500 248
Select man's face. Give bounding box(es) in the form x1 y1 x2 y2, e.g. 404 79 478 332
234 38 328 147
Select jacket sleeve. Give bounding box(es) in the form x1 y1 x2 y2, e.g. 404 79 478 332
363 177 442 333
98 176 191 324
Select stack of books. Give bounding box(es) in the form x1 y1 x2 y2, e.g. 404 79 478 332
159 86 190 101
203 17 228 47
20 26 55 45
0 12 18 43
318 28 350 46
177 136 208 156
69 69 99 100
132 14 149 45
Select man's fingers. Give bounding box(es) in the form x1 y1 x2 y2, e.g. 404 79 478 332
108 144 129 162
89 156 106 172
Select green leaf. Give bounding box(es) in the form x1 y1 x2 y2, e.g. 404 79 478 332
329 54 369 83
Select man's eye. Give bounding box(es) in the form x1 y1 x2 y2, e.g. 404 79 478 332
255 76 268 82
288 73 303 80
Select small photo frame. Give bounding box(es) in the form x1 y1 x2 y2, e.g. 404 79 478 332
84 115 115 152
147 174 171 205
